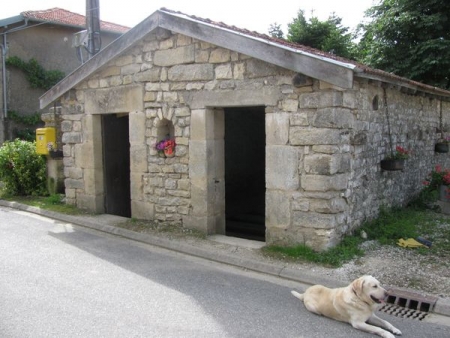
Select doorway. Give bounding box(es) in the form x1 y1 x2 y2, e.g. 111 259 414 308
224 107 265 241
102 114 131 217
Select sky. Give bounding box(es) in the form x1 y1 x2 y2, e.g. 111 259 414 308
1 0 377 35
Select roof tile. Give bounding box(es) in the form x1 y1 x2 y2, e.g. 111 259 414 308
21 7 129 33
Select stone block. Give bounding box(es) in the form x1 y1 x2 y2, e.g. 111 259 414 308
75 143 102 169
266 113 289 145
129 111 146 144
299 92 320 108
266 146 299 190
290 112 309 126
281 99 299 112
85 85 144 114
65 178 84 190
266 190 291 228
168 64 214 82
312 107 354 129
215 64 233 79
246 59 287 78
154 45 195 66
130 172 143 201
290 127 342 145
83 168 104 195
209 48 231 63
131 200 154 220
62 132 82 144
310 197 347 214
293 211 337 229
301 174 349 192
76 193 104 213
304 154 350 175
318 91 343 107
130 144 148 173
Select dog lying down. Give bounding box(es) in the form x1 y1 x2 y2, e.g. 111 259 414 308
291 275 402 338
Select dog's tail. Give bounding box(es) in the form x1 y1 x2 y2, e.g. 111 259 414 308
291 290 304 301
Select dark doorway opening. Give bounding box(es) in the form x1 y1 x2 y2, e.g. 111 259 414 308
102 114 131 218
225 107 265 241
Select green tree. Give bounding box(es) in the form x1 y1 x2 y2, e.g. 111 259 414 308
268 23 284 39
358 0 450 89
287 10 357 59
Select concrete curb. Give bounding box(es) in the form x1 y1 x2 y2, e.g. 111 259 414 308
1 199 449 316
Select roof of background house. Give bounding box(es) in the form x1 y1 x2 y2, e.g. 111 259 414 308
40 8 450 108
1 7 129 34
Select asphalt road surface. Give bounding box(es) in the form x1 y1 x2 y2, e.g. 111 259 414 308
1 205 449 337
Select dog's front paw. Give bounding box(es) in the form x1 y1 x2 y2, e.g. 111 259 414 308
380 332 395 338
392 327 402 335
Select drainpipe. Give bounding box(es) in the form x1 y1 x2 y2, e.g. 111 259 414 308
1 35 7 119
0 18 29 120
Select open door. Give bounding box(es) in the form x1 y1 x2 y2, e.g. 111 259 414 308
224 107 265 241
102 114 131 217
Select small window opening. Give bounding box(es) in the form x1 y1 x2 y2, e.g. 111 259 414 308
372 95 379 110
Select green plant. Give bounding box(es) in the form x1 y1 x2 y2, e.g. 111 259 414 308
438 136 450 144
263 236 364 267
358 207 421 245
6 56 65 90
45 194 63 205
8 110 44 142
423 165 450 191
0 139 47 196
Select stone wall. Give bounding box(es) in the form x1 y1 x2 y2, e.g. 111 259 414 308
56 27 450 250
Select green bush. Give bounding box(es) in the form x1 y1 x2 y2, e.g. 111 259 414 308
0 139 47 196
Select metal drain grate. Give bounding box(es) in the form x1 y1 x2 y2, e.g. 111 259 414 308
379 303 428 320
378 288 438 320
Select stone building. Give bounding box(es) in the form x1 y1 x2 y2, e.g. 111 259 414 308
40 9 450 250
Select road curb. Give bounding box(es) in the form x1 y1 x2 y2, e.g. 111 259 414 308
1 199 449 317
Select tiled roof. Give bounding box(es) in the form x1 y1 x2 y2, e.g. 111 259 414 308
40 8 450 109
21 7 129 34
160 8 450 96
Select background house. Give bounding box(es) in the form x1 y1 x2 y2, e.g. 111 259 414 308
39 9 450 250
0 7 129 143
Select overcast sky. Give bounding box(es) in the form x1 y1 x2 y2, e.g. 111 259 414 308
2 0 376 35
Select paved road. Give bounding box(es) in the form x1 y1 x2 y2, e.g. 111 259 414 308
1 206 449 338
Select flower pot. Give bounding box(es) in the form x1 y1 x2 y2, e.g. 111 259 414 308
380 159 405 171
439 185 450 202
435 143 449 153
164 147 175 158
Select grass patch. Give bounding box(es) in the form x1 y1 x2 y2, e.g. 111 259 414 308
263 235 364 267
357 207 423 245
1 194 88 215
264 206 450 268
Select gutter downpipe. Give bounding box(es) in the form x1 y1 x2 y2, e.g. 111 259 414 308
1 35 7 120
0 18 29 120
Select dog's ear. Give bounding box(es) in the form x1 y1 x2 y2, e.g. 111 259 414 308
351 276 366 297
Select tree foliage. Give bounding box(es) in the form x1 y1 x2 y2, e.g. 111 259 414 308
358 0 450 89
287 10 357 59
268 23 284 39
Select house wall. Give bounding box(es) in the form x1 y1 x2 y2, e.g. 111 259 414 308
5 24 120 115
0 22 121 141
56 28 450 250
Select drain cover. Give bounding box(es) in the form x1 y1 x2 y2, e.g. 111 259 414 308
379 303 428 320
378 288 439 320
